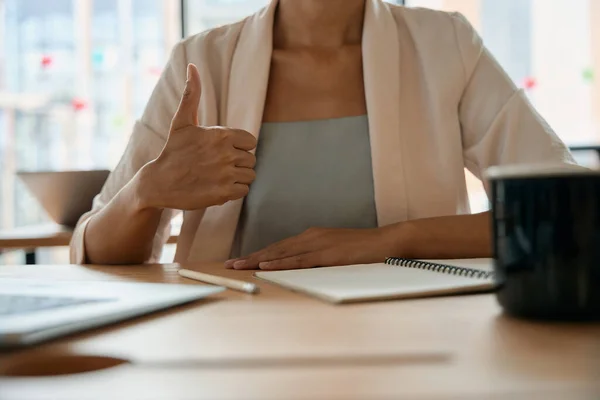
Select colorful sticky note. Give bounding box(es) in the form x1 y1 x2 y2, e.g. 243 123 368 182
148 67 162 76
92 48 118 69
40 55 53 69
583 67 594 83
71 98 87 111
523 76 537 90
112 115 126 127
92 50 104 67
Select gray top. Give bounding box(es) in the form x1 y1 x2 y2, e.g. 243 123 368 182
232 115 378 258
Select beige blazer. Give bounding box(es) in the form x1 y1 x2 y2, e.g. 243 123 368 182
70 0 575 264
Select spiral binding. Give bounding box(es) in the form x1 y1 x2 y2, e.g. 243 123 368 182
385 257 493 280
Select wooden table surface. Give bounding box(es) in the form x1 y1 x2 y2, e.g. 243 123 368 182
1 263 599 400
0 223 179 249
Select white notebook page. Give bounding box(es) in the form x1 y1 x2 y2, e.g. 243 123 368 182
255 259 495 303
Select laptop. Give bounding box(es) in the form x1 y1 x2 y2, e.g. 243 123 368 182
17 170 110 228
0 279 224 348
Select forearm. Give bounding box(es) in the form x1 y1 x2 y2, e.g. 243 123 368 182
83 170 164 265
392 212 492 259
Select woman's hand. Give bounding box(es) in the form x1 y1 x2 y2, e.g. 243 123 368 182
136 63 257 211
225 226 401 270
224 212 493 271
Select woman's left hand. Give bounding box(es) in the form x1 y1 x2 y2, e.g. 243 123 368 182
225 227 400 270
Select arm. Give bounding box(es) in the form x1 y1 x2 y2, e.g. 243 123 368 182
81 168 167 265
227 212 492 270
70 43 187 265
390 211 491 259
73 61 258 265
378 14 576 263
382 14 578 262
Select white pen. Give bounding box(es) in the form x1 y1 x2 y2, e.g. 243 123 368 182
178 269 260 294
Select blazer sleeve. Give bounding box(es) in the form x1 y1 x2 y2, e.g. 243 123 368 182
69 42 189 264
452 13 577 195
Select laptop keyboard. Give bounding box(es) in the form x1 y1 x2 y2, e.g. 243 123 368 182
0 294 109 316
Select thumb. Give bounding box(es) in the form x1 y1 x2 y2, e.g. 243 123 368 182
170 63 201 131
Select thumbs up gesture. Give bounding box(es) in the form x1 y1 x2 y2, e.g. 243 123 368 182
138 64 257 211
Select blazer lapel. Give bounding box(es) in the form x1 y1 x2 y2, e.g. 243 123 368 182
187 1 277 262
363 0 409 226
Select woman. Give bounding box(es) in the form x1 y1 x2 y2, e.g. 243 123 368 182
71 0 575 269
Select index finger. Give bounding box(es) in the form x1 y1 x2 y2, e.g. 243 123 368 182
229 129 257 151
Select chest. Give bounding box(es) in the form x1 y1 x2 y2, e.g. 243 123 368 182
262 45 367 122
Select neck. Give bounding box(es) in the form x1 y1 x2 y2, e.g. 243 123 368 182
274 0 366 48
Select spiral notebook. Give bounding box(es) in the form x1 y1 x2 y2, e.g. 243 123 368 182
254 258 496 304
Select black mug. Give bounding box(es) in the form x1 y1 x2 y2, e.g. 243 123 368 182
487 164 600 321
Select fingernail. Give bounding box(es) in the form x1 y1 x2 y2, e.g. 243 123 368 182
259 262 270 269
224 259 236 269
233 260 247 269
186 64 191 80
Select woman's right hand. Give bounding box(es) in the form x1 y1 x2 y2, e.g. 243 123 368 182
136 63 257 211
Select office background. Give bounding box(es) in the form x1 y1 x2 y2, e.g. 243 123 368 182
0 0 598 264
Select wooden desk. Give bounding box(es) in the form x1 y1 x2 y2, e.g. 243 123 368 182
1 263 599 399
0 224 179 264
